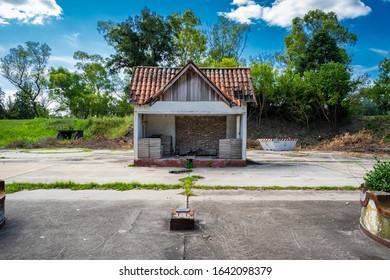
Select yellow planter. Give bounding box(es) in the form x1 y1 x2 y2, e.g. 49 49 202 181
360 185 390 247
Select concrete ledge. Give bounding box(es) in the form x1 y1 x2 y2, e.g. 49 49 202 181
135 159 246 167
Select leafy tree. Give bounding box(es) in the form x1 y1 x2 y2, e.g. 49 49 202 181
282 10 357 73
0 41 51 117
275 69 313 129
250 62 276 125
296 29 345 73
304 62 352 128
249 51 285 68
98 7 174 72
371 58 390 115
200 57 240 68
207 16 250 61
73 51 112 95
6 91 39 119
348 74 377 116
48 67 90 117
169 10 207 66
49 51 126 118
0 87 5 119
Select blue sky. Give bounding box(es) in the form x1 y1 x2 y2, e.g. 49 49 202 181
0 0 389 95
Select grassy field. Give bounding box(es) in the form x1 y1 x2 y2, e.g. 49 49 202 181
0 116 134 147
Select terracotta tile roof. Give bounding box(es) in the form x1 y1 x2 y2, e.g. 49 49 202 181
129 61 256 106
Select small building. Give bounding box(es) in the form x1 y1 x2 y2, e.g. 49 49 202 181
130 61 256 167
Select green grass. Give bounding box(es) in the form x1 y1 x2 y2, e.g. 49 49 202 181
0 116 134 147
0 118 89 147
4 180 359 194
5 181 182 194
179 175 204 196
85 116 134 140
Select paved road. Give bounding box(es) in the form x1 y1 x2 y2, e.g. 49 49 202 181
1 189 390 260
0 149 378 187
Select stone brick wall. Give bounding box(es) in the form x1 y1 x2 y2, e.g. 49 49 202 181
175 116 226 152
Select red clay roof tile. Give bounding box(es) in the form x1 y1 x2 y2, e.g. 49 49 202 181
129 61 255 106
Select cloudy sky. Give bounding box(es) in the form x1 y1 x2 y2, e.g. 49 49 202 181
0 0 389 94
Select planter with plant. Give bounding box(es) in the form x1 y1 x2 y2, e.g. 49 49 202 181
360 160 390 247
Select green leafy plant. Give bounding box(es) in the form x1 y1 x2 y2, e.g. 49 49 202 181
185 159 193 170
364 160 390 192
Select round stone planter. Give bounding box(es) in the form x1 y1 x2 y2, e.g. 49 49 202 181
0 180 5 230
360 185 390 247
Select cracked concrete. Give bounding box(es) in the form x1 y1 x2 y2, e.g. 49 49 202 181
0 149 378 186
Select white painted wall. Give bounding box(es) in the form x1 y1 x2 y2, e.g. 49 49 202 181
145 114 176 149
226 115 237 139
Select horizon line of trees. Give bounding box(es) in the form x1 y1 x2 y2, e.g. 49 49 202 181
0 8 388 129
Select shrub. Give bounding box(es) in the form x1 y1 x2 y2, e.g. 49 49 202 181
364 160 390 192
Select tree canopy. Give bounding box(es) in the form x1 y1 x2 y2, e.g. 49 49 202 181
98 7 174 72
283 10 357 73
207 16 250 62
0 41 51 117
169 10 207 66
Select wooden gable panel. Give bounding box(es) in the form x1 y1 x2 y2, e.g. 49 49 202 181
160 69 222 102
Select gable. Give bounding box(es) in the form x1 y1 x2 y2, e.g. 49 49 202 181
159 68 224 103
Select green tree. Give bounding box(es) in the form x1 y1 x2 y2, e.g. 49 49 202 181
371 58 390 115
304 62 352 128
275 69 313 129
48 67 91 117
98 7 174 72
0 87 5 118
0 41 51 117
207 16 250 61
6 91 39 119
200 57 240 68
250 62 276 125
49 51 127 118
283 10 357 73
296 29 345 73
169 10 207 66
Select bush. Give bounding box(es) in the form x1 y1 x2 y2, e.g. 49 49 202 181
364 160 390 192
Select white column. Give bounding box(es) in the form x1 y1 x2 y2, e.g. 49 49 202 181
241 111 247 160
236 115 241 138
134 113 139 160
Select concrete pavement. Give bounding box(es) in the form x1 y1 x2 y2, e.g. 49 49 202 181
1 149 389 260
1 189 390 260
0 149 378 186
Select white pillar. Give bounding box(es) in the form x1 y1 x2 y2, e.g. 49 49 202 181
241 111 247 160
134 113 139 160
236 115 240 138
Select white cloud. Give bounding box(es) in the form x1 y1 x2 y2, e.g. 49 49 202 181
219 2 262 24
370 48 389 56
231 0 255 6
63 33 80 48
0 0 62 25
352 64 378 77
220 0 371 28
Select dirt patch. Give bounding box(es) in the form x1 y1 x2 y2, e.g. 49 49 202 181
247 116 389 154
315 130 389 153
5 136 134 150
